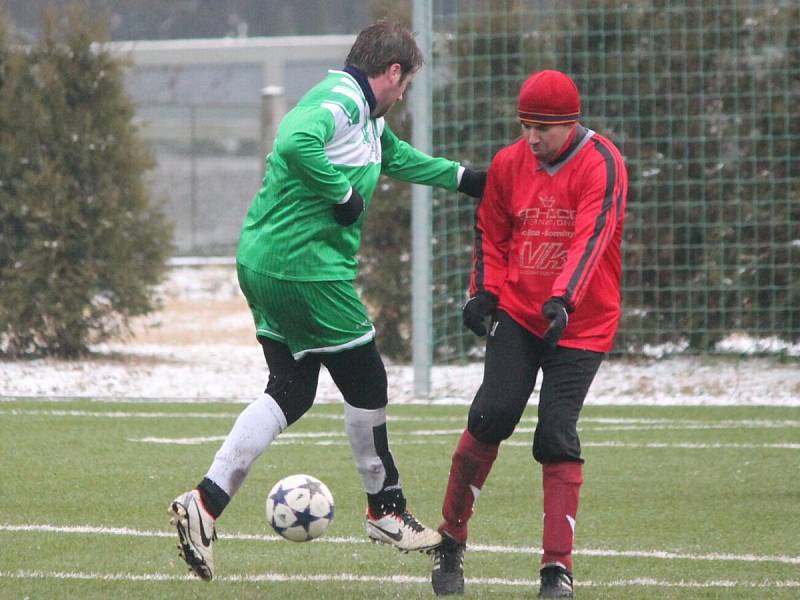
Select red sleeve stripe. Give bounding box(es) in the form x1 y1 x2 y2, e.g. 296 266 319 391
564 138 620 305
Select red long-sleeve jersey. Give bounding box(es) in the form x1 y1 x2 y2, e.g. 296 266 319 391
470 126 628 352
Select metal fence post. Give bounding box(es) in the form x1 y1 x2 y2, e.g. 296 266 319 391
189 103 197 252
411 0 433 397
260 86 285 164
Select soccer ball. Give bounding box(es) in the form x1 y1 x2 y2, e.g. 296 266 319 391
265 474 334 542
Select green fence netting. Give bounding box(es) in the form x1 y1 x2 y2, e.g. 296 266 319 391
428 0 799 361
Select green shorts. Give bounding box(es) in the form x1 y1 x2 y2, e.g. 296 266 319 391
237 264 375 360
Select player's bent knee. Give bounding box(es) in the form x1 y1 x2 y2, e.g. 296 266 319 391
467 409 519 445
323 341 388 410
265 372 316 426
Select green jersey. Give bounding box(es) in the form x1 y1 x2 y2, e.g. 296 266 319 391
236 69 462 281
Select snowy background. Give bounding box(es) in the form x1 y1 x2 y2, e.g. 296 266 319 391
2 264 798 406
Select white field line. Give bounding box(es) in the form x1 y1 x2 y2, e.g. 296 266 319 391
5 406 799 448
129 435 800 450
3 393 798 431
588 423 800 431
568 441 800 450
132 436 450 446
3 408 799 430
2 524 799 566
0 409 241 419
0 396 249 405
126 427 800 450
1 569 799 589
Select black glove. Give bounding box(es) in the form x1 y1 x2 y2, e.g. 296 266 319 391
333 189 364 226
462 290 498 336
457 168 487 198
542 297 572 348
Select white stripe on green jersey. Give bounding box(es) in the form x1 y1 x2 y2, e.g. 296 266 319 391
237 69 461 281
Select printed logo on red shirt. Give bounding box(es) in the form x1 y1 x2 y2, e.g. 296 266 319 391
520 241 568 273
519 206 576 227
538 194 556 208
517 195 575 275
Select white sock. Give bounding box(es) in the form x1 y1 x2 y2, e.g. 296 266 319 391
205 393 287 497
344 403 396 495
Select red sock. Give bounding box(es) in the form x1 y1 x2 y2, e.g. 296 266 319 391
439 430 499 543
541 461 583 572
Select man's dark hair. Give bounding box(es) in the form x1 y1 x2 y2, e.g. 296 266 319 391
345 20 423 79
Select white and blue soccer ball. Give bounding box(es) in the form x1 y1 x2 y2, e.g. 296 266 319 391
266 474 335 542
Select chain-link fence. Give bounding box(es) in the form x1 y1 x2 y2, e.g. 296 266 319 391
427 0 799 359
115 8 798 366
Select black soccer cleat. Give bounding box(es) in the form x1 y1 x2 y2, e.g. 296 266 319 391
538 563 574 598
431 533 465 596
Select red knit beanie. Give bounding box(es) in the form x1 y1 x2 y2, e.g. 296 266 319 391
518 70 581 125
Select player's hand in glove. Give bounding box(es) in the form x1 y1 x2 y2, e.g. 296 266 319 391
542 297 572 348
333 189 365 226
457 168 487 198
462 290 498 336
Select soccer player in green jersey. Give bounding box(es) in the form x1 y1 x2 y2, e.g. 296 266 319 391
169 20 486 581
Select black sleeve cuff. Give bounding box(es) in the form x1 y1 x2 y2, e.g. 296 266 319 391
457 168 487 198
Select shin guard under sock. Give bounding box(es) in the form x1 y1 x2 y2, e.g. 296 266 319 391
440 429 499 543
541 461 583 571
204 393 287 501
343 403 406 516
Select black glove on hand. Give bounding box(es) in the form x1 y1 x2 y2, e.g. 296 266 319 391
457 168 487 199
542 297 572 348
462 290 498 336
333 189 364 226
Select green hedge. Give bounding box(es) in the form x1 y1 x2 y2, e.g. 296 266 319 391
0 7 172 357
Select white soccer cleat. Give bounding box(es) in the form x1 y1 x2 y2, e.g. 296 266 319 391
169 489 217 581
366 509 442 553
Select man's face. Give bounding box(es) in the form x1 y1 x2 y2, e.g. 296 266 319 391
372 65 416 118
521 122 573 163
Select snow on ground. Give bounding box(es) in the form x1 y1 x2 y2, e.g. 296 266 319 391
1 264 798 406
3 346 799 406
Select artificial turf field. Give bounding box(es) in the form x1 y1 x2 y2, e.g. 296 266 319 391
1 398 798 599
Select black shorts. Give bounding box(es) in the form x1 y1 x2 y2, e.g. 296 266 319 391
466 310 604 463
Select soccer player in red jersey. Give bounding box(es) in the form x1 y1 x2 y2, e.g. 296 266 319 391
431 70 628 598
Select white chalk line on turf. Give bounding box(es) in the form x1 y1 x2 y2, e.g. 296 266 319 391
2 524 798 566
0 409 241 419
127 433 800 450
1 570 798 589
3 407 800 430
510 440 800 450
131 436 449 446
5 406 798 449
